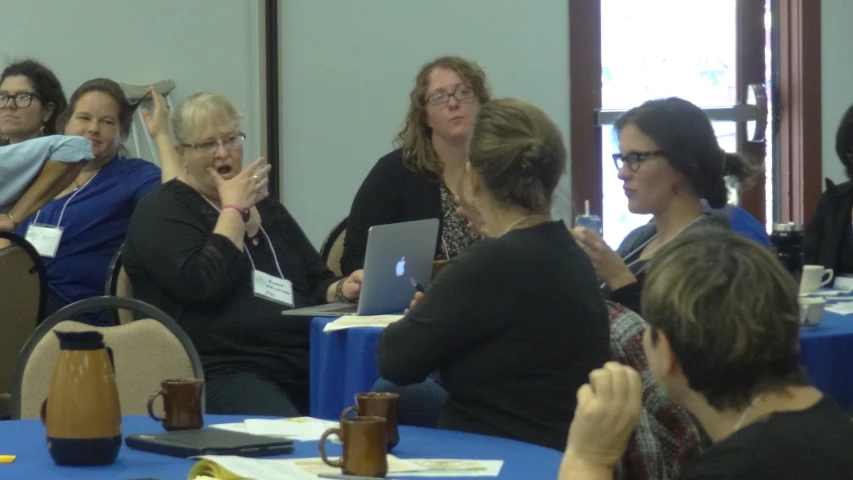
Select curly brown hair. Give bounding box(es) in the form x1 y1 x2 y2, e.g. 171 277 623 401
395 56 490 176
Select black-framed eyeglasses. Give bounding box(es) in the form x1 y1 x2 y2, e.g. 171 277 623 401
425 87 476 106
0 92 40 109
612 150 664 172
179 132 246 155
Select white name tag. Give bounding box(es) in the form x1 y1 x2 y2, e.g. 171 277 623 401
25 223 63 258
253 270 294 306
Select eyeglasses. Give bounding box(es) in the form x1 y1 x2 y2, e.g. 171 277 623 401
0 92 40 109
612 150 664 172
180 132 246 155
425 88 476 106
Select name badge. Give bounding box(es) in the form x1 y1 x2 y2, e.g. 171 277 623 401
253 270 294 306
25 223 63 258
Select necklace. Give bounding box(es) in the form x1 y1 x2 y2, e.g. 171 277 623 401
731 394 764 434
501 214 550 236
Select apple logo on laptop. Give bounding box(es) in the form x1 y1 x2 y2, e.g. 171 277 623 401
395 256 406 277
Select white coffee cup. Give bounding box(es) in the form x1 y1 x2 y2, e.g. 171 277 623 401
799 265 834 294
798 297 826 329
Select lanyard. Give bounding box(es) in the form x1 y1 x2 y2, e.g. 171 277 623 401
202 197 286 280
32 172 99 227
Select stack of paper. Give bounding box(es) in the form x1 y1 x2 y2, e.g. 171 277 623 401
322 314 404 332
210 417 338 442
188 455 503 479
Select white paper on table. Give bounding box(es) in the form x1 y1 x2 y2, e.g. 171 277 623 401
210 418 341 443
826 302 853 315
322 314 404 332
244 417 338 441
191 455 317 480
400 459 504 477
833 276 853 291
287 455 425 475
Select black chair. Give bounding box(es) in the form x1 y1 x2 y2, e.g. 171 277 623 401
104 245 133 324
11 296 205 419
320 217 348 276
0 232 47 419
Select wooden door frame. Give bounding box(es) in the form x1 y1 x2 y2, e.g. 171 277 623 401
569 0 822 226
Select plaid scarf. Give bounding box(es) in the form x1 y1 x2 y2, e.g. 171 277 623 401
608 302 703 480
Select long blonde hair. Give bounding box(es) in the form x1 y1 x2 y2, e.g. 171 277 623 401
395 56 490 176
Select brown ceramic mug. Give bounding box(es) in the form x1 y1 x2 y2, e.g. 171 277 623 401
340 392 400 452
432 260 448 279
319 416 387 478
147 378 204 431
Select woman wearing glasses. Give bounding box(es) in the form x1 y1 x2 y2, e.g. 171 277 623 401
571 97 760 314
0 60 92 232
123 92 364 416
12 78 168 325
341 56 489 275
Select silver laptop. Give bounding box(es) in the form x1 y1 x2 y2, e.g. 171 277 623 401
282 218 439 317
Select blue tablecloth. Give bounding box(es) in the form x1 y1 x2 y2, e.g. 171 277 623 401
310 316 383 420
310 311 853 418
0 414 561 479
799 311 853 410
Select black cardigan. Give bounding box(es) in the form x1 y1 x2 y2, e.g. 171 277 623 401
805 179 853 273
123 180 338 390
341 149 442 275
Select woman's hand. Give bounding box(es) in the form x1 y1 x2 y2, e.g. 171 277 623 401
570 226 636 290
454 195 486 236
341 270 364 301
141 86 170 139
208 157 271 209
404 291 425 315
0 214 14 232
560 362 643 479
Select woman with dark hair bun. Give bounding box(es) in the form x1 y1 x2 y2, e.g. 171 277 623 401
571 97 763 314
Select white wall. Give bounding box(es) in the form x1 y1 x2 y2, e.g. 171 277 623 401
822 0 853 184
281 0 571 246
0 0 264 166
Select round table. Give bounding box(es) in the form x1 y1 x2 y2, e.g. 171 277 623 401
0 415 561 479
798 310 853 411
311 311 853 417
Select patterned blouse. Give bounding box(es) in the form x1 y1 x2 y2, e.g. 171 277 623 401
437 182 480 260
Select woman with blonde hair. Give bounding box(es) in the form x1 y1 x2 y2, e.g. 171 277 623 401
124 92 364 415
561 226 853 479
341 55 490 275
377 98 608 450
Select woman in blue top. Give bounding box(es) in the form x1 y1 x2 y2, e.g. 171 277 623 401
15 78 174 325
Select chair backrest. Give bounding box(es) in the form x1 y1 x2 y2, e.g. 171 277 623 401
105 245 134 324
320 217 348 276
12 296 204 419
607 301 702 480
0 232 46 397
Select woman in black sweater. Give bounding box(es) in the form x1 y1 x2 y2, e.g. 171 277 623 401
377 98 609 450
341 56 489 275
123 92 364 416
805 102 853 274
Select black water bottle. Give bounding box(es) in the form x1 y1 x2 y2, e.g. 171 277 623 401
770 222 804 285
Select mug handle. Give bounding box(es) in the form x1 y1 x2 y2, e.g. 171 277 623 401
339 405 358 424
319 428 344 468
40 399 48 425
820 268 835 287
147 390 166 422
